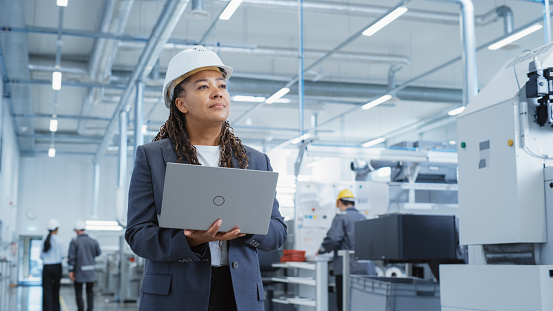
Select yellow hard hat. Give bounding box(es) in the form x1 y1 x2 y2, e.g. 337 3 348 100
336 189 355 207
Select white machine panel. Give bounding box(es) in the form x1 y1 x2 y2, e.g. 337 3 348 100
457 99 547 245
294 181 388 254
440 265 553 311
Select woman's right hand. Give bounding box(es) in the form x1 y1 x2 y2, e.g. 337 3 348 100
184 219 246 247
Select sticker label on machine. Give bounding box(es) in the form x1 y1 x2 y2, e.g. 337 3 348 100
479 140 490 169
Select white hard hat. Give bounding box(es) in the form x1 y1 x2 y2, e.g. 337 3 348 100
74 220 86 231
47 218 60 231
162 45 233 108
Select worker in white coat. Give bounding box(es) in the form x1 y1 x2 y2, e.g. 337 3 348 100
41 218 65 311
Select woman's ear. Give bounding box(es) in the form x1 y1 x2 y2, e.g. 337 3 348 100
175 97 188 114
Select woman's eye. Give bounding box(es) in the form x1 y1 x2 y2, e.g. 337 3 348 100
220 84 227 89
198 85 208 89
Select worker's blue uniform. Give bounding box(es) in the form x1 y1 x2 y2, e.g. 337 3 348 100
319 206 376 275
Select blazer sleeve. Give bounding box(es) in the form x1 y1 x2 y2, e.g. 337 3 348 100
318 215 345 254
125 145 208 262
241 153 287 252
67 240 76 272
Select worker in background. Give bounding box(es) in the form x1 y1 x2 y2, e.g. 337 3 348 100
317 189 377 311
125 46 287 311
40 218 65 311
68 220 101 311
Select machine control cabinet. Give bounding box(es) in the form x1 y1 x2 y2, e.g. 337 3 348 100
354 214 458 262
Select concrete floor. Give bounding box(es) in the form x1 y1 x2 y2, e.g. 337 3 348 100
8 284 139 311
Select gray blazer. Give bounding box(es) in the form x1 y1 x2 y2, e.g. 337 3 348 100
125 138 287 311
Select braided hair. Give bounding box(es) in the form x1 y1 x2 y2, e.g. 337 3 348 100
43 230 55 253
153 77 249 169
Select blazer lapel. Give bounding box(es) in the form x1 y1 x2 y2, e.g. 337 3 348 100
161 140 178 164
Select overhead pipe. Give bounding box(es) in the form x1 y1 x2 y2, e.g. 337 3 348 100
213 0 511 26
545 0 552 43
133 80 144 163
88 0 117 80
18 133 104 142
14 113 111 122
1 0 36 152
79 0 135 135
20 66 463 103
212 0 517 27
127 44 413 67
433 0 478 105
92 0 190 163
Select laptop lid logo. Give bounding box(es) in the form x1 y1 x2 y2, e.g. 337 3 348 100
213 196 225 206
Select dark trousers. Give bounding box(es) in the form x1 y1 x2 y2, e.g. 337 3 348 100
209 266 237 311
335 274 343 311
42 263 62 311
74 281 94 311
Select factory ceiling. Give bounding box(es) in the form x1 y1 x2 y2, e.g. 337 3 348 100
0 0 550 158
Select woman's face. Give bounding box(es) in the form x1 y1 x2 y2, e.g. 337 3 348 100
175 70 231 125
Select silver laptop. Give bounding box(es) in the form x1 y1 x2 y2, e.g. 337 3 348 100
159 163 279 235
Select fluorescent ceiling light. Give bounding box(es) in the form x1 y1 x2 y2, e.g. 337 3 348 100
52 71 62 90
362 94 392 110
266 88 290 104
488 24 543 50
49 119 58 132
85 220 123 231
86 220 119 226
362 137 385 148
449 140 456 145
85 225 123 231
290 133 312 144
57 0 68 7
233 95 266 102
448 106 465 116
48 147 56 158
219 0 243 20
362 6 408 37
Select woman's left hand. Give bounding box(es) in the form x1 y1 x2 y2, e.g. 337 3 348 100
184 219 246 247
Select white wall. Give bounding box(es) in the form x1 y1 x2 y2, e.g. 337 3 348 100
17 154 131 248
0 82 21 262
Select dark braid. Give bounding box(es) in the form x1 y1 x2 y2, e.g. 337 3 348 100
43 231 53 253
153 77 249 168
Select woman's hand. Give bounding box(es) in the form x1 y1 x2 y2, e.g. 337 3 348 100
184 219 246 247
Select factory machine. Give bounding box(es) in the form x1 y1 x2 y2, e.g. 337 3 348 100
440 43 553 310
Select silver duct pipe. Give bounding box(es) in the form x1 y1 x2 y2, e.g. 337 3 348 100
92 162 100 217
93 0 190 163
88 0 116 80
79 0 135 135
217 0 511 26
138 44 413 67
456 0 478 105
118 110 127 187
496 5 514 34
133 81 144 163
0 0 35 151
14 70 464 104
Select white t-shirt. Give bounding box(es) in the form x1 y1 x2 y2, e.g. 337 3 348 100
195 145 228 267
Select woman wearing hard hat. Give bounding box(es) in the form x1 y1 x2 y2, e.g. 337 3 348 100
40 218 65 311
125 46 287 311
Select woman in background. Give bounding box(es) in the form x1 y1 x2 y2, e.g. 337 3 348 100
40 218 65 311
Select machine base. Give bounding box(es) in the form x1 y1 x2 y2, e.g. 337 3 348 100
440 264 553 310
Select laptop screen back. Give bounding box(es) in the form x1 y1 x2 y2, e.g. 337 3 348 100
159 163 278 235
